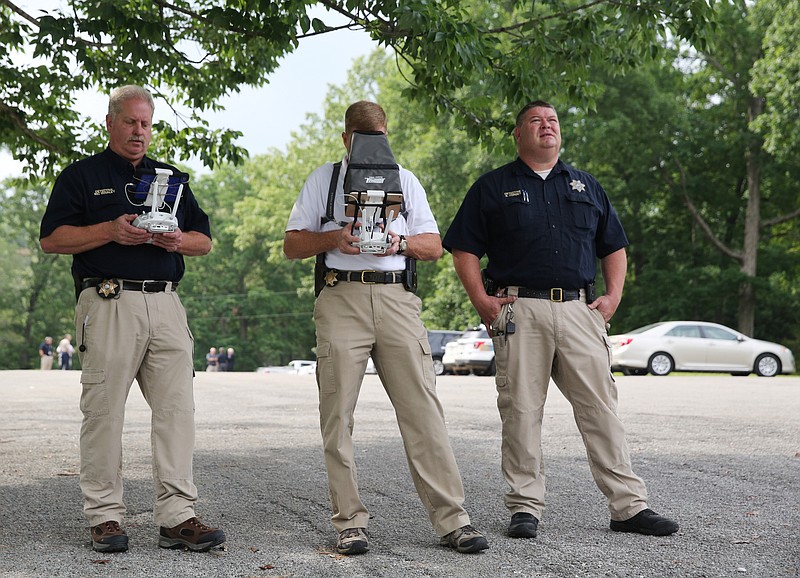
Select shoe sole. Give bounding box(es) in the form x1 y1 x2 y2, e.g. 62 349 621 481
508 523 538 538
92 537 129 553
440 537 489 553
609 522 678 536
158 535 226 552
336 542 369 555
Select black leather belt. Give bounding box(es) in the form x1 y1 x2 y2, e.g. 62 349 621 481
81 278 178 294
338 270 404 284
515 287 581 302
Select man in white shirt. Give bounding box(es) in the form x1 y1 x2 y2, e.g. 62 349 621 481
284 100 488 557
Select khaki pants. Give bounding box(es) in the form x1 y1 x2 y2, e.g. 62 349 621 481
40 355 53 370
314 282 471 536
492 297 648 522
75 287 198 528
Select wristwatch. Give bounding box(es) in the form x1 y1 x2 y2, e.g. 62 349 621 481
397 235 408 255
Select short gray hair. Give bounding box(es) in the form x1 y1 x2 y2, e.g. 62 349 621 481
108 85 154 119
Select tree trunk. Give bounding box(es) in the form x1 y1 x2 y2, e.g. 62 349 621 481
738 96 765 337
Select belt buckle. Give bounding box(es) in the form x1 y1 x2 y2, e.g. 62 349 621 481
550 288 563 302
360 271 377 284
141 280 159 293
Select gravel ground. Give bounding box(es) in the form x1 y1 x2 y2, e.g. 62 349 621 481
0 369 798 578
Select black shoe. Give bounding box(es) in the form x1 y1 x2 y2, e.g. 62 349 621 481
440 525 489 553
90 520 129 552
610 509 679 536
508 512 539 538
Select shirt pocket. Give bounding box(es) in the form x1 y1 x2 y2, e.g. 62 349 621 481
498 194 533 231
564 191 598 229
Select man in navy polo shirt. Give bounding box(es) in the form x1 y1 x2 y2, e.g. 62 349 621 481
40 85 224 554
444 100 678 540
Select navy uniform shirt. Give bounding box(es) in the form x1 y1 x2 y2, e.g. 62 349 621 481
40 148 211 282
443 158 628 290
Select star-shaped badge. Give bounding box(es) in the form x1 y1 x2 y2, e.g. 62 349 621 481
570 179 586 192
98 279 119 297
324 270 339 287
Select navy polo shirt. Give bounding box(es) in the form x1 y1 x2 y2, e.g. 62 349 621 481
40 148 211 282
443 158 628 289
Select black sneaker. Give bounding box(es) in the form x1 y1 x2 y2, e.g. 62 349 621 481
508 512 539 538
336 527 369 555
440 525 489 553
610 509 679 536
158 517 226 551
90 520 129 553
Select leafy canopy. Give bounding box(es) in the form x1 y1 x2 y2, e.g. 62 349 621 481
1 0 714 178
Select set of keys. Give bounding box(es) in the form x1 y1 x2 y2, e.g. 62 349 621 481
493 302 516 337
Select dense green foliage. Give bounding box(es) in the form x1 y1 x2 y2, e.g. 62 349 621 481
1 0 712 178
3 1 800 371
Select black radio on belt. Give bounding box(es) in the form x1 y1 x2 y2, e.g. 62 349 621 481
482 269 497 296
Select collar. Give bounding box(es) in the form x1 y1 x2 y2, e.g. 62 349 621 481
101 147 156 177
514 157 567 178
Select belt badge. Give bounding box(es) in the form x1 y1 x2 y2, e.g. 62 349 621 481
97 278 119 298
324 270 339 287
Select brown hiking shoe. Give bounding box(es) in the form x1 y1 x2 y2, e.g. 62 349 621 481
439 524 489 553
90 520 128 552
336 527 369 555
158 517 226 552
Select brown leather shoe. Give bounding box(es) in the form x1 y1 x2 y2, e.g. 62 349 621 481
158 517 226 551
90 520 128 552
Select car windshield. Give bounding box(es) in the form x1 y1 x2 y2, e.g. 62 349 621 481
630 322 665 334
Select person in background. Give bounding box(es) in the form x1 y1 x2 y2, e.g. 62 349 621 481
225 347 235 372
216 346 228 372
39 84 225 554
38 336 54 370
284 100 488 556
443 100 679 540
205 347 218 372
57 333 74 370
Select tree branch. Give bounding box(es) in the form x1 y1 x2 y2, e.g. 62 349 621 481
761 207 800 228
672 157 743 263
0 100 61 152
0 0 38 26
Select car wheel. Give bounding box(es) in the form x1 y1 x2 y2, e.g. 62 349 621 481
647 352 674 376
754 353 781 377
621 367 647 376
432 358 445 376
478 359 496 376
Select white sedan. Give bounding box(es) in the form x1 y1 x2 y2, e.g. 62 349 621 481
610 321 795 377
256 359 316 375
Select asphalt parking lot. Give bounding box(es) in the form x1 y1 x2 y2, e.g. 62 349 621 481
0 369 798 577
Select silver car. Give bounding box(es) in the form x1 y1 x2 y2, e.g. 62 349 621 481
610 321 795 377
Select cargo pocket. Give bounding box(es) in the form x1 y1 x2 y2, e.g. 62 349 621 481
418 337 436 391
80 368 109 417
316 341 336 394
495 374 511 418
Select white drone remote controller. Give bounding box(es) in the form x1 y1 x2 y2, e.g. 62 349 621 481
351 191 397 254
131 168 184 233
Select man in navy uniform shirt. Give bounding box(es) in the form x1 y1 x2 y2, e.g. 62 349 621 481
443 100 678 540
40 85 224 554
